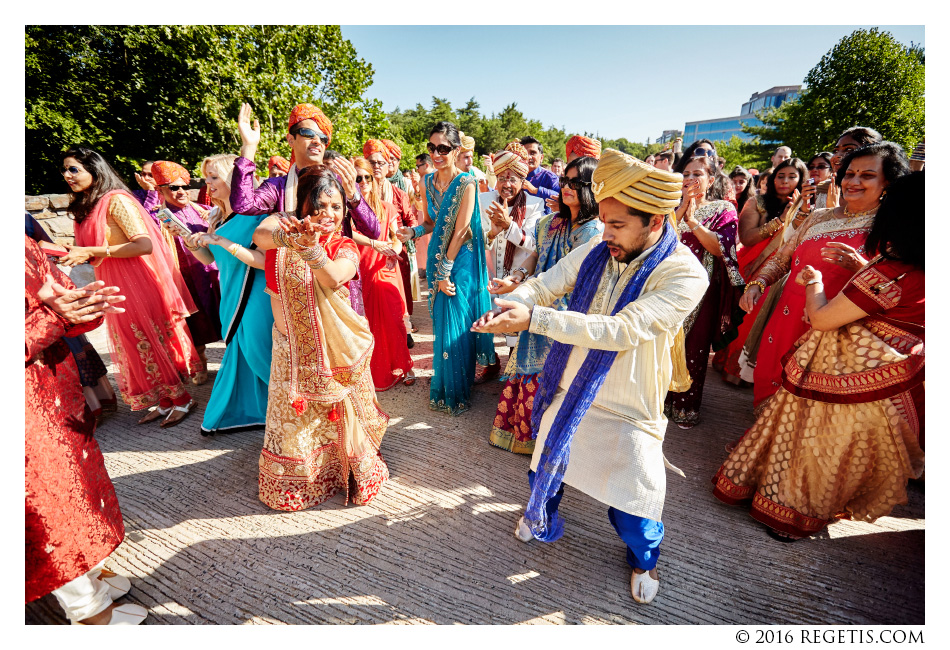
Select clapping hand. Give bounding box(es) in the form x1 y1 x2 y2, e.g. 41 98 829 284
328 157 358 201
826 180 840 209
38 275 126 324
487 196 511 230
277 213 317 249
59 243 94 268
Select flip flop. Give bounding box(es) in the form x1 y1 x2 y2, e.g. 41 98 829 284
403 374 417 386
160 399 198 428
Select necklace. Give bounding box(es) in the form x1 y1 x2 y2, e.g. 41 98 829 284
843 204 879 218
433 168 457 193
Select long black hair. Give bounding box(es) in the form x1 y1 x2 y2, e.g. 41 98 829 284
429 121 462 149
763 157 807 221
834 141 910 188
557 156 598 225
61 145 131 223
864 171 923 268
295 165 345 220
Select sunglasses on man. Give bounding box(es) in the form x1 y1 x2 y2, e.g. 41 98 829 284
162 184 189 193
290 127 329 146
426 142 455 156
558 176 592 191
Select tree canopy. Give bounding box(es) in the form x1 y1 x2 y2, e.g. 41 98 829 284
742 28 925 161
26 25 376 194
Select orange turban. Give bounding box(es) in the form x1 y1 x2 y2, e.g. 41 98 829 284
152 160 190 186
566 135 602 160
287 103 333 143
381 139 402 160
363 139 389 160
268 156 290 173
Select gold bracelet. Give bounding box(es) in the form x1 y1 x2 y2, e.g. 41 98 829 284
744 279 767 294
228 243 242 256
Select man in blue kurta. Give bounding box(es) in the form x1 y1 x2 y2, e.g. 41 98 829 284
520 136 561 214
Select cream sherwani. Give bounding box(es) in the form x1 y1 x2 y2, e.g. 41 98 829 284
507 235 708 521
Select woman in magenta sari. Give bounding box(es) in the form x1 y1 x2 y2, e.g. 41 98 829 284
664 156 744 428
740 142 910 412
59 146 201 427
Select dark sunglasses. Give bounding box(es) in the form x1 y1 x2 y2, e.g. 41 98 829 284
162 184 189 193
807 164 831 170
692 147 717 158
559 176 591 191
355 174 372 184
61 165 83 176
426 142 455 156
290 127 329 146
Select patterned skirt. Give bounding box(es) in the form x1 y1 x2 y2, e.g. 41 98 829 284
488 374 540 455
258 328 389 511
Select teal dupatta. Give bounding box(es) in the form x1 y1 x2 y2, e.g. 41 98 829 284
425 172 497 415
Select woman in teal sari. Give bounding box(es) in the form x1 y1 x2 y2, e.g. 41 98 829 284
186 154 274 435
486 156 603 453
398 122 496 415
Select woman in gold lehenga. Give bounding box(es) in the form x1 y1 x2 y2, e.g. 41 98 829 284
252 167 389 511
713 164 923 541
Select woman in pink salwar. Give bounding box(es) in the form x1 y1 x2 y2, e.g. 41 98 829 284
59 146 201 428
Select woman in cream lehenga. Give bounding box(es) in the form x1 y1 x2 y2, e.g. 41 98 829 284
252 166 389 511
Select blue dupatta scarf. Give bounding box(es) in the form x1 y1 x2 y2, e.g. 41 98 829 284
506 213 603 378
424 172 497 414
525 222 678 541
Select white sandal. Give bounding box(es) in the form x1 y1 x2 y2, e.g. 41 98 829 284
97 569 131 600
137 405 170 425
72 603 148 625
631 570 659 604
160 399 197 428
514 516 533 543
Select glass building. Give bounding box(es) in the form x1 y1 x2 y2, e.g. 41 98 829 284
683 85 801 144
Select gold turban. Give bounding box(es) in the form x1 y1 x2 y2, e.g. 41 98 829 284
591 148 683 216
459 131 476 153
491 142 529 178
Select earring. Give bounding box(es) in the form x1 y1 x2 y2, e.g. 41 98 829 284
879 189 888 202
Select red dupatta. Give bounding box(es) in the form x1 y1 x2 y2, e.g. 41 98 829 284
73 189 196 316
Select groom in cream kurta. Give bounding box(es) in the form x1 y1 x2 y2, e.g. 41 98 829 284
473 149 708 604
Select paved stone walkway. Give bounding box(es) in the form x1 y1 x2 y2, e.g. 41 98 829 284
26 288 924 625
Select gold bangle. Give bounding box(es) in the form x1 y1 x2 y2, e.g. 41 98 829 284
228 243 242 256
744 279 767 294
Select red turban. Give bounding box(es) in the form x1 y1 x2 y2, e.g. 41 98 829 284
268 156 290 173
152 161 190 186
381 139 402 160
363 139 390 161
287 103 333 143
566 135 602 160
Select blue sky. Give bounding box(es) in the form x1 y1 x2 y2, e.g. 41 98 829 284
340 25 924 144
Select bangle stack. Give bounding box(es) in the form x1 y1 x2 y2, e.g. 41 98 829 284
299 244 330 270
228 243 243 256
272 227 291 248
744 279 767 294
410 225 425 240
434 255 454 283
758 219 782 239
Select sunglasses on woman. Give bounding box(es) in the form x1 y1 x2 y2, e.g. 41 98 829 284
290 127 329 146
426 142 455 156
558 176 592 191
61 165 83 176
692 147 717 158
163 184 189 193
807 164 831 170
355 174 372 184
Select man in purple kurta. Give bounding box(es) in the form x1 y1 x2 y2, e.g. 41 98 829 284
229 102 380 315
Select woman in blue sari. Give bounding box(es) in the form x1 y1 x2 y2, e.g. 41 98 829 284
397 122 496 415
186 154 274 435
486 156 603 453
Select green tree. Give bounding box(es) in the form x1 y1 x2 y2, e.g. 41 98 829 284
713 135 771 172
743 28 924 160
26 25 376 194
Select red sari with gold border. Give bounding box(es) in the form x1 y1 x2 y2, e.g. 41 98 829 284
712 257 924 537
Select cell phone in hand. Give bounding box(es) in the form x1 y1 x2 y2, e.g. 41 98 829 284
156 207 192 237
808 177 816 206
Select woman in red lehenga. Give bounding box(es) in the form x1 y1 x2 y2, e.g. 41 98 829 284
26 236 151 624
716 158 807 387
351 151 414 390
713 169 923 540
740 143 910 413
253 167 390 511
58 146 201 428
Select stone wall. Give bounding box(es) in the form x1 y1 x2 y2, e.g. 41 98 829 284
26 191 200 244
